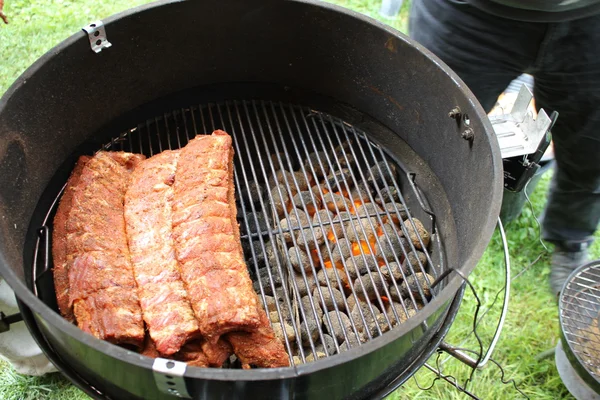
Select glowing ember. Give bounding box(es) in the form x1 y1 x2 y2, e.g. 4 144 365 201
327 231 337 243
351 240 373 256
324 260 334 269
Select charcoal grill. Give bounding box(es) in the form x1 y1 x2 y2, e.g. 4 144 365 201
0 1 503 399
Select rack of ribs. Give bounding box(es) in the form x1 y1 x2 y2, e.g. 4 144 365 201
65 151 146 349
124 150 201 356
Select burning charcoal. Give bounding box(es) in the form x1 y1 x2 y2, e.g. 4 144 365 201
254 267 283 296
315 334 337 356
279 210 309 244
406 251 428 268
369 313 391 337
399 272 435 301
375 235 408 261
350 301 381 334
323 311 353 343
350 185 373 204
380 262 404 283
271 185 290 218
352 274 387 301
334 140 352 156
368 160 398 187
375 186 400 205
291 171 311 193
260 295 277 313
273 322 296 344
292 191 321 216
304 151 330 178
311 209 334 234
380 222 403 240
300 319 320 347
355 203 383 218
316 267 349 290
289 246 312 273
294 271 317 297
268 170 309 194
242 212 269 235
331 238 353 265
295 225 325 251
385 303 417 326
312 286 345 312
241 181 264 208
403 218 431 250
305 351 327 363
327 211 351 240
340 332 366 351
382 203 407 225
344 216 378 244
301 295 324 327
323 192 351 213
343 255 378 279
269 306 293 325
325 169 352 193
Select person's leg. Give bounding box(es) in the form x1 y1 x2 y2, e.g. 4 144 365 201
409 0 543 111
532 16 600 294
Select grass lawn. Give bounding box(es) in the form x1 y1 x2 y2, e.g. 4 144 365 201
1 1 599 399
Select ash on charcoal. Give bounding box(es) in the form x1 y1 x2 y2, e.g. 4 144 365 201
315 333 337 356
323 311 353 343
271 184 290 218
326 211 351 240
289 246 312 273
376 235 408 261
323 192 351 213
305 352 327 363
300 319 320 347
292 191 321 216
241 212 270 235
253 266 283 296
325 169 352 193
305 152 330 178
331 238 353 265
312 286 345 312
380 261 404 283
241 181 264 208
293 271 317 297
355 203 383 218
375 186 400 205
295 225 325 251
311 209 335 237
352 274 387 301
380 222 403 240
344 216 378 243
350 186 372 204
272 322 296 344
350 301 381 335
385 302 417 326
339 331 366 351
279 210 309 244
269 305 293 325
383 203 407 225
316 267 349 291
399 272 435 301
343 255 378 279
301 295 324 326
369 313 391 337
404 218 431 250
368 160 398 186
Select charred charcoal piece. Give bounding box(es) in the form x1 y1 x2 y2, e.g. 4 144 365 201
304 151 330 178
376 235 409 261
272 322 296 344
350 185 373 204
343 255 378 279
312 286 345 312
301 295 324 327
315 334 337 355
382 202 407 225
323 311 353 343
352 274 387 301
289 246 312 273
253 267 283 296
242 213 269 235
271 185 290 219
350 301 381 335
345 296 379 314
327 211 351 240
331 238 353 265
270 152 296 171
312 209 335 233
316 267 349 290
268 170 309 194
260 295 277 313
296 225 325 251
323 192 351 213
405 251 428 269
325 169 352 193
294 271 317 297
344 216 378 244
380 262 404 283
279 211 309 244
385 302 417 326
305 351 327 362
355 203 383 218
368 160 398 187
292 191 321 216
399 272 435 301
241 181 264 208
404 218 431 250
369 313 391 337
380 222 403 240
300 319 319 347
375 186 400 205
339 332 366 351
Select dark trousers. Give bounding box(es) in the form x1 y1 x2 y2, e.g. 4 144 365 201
410 0 600 249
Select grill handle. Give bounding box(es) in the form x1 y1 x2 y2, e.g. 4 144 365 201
0 311 24 333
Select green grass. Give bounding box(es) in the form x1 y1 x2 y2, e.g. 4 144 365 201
1 1 599 399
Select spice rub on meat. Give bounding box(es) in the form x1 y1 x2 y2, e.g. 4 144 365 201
66 151 146 348
172 131 261 341
125 150 200 356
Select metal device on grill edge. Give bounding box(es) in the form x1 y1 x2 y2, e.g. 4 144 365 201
0 0 513 398
557 260 600 399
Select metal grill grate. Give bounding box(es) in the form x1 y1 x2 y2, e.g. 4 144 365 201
74 100 443 366
560 261 600 382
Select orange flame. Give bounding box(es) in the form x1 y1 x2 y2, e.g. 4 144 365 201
324 260 334 269
327 230 337 243
352 240 372 256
